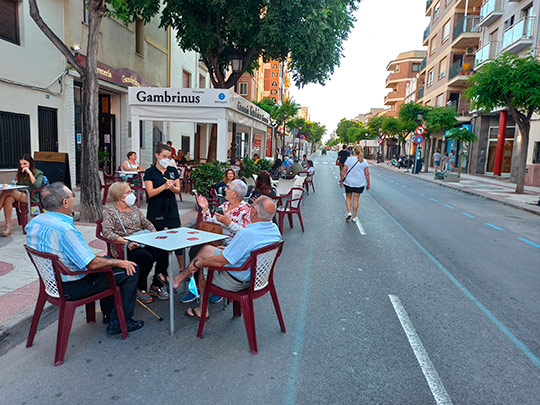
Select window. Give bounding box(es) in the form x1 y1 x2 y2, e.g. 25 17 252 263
438 56 447 79
430 35 437 55
183 70 191 88
533 142 540 164
433 2 440 21
412 63 421 72
395 64 400 73
0 0 20 45
427 69 434 87
442 20 451 43
0 110 30 168
239 82 248 96
82 0 88 24
135 17 144 56
436 93 444 106
199 74 206 89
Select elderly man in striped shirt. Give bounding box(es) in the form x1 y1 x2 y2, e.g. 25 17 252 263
25 182 144 335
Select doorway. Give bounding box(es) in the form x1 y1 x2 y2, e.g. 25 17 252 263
485 126 515 175
99 95 115 174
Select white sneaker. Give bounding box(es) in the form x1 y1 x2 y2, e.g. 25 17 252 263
352 217 358 222
345 212 352 221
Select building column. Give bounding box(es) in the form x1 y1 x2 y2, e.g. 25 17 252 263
216 119 229 162
493 110 507 176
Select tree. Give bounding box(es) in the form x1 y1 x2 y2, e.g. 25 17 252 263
28 0 159 222
336 119 362 144
308 122 327 145
367 115 385 161
382 116 414 156
465 53 540 193
252 98 280 158
445 128 478 177
161 0 359 89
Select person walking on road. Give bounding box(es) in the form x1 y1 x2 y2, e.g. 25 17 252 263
441 152 449 172
336 144 350 171
433 150 441 171
449 150 456 172
339 145 370 222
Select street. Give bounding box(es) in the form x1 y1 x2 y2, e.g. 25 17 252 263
1 151 539 404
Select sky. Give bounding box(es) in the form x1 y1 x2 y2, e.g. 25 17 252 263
289 0 429 138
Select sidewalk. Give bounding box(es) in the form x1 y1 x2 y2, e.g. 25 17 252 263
371 160 540 216
0 190 198 354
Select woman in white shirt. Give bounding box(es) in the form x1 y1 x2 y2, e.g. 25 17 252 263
339 145 370 222
121 151 141 180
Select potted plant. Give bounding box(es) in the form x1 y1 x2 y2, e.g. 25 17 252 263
190 162 226 196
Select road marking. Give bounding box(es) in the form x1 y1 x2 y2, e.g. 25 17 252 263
519 238 540 248
409 189 415 192
354 217 367 235
462 212 475 218
401 185 407 188
430 198 439 202
369 194 540 371
419 193 425 197
389 295 453 405
322 162 328 165
443 204 455 210
486 223 503 231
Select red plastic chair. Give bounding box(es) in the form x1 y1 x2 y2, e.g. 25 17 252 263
95 218 125 259
297 171 315 194
127 173 148 207
197 241 286 353
276 187 305 234
99 169 117 205
24 245 128 366
15 185 46 234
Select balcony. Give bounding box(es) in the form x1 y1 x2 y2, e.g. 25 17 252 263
426 0 434 15
385 72 401 89
452 16 481 48
448 59 475 85
384 92 402 105
422 24 431 45
475 41 499 68
417 87 425 101
419 56 427 72
479 0 504 28
502 16 536 53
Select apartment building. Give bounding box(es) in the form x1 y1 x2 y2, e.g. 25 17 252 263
416 0 483 170
384 50 427 117
237 57 265 103
470 0 540 185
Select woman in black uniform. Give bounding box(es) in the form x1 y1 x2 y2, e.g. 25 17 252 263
143 144 182 300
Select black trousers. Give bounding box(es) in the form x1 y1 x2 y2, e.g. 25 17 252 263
127 246 168 291
62 267 139 322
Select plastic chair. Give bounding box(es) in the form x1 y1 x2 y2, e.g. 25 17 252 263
99 169 116 205
197 241 285 353
127 173 148 207
15 185 46 234
24 244 128 366
297 171 315 194
95 218 125 259
276 187 305 234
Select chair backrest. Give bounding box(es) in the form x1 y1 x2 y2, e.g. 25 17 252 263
288 187 304 209
177 166 186 178
294 175 305 187
24 245 62 298
244 177 255 187
277 179 296 196
251 241 284 291
95 218 125 259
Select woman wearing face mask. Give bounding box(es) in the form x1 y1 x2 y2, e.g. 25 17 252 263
102 182 170 303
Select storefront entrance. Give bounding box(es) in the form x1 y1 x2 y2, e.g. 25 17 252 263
485 126 515 175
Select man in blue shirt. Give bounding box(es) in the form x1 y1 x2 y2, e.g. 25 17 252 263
26 182 144 335
165 196 282 319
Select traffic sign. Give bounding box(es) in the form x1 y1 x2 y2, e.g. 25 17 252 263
415 126 426 136
413 135 424 144
377 138 383 144
299 134 305 140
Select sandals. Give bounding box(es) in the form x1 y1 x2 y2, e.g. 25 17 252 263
186 307 209 320
137 290 153 304
1 227 12 237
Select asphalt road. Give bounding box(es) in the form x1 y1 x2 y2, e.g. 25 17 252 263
1 151 539 404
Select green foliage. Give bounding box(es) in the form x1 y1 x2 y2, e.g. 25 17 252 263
465 53 540 116
327 139 340 147
398 102 429 123
252 98 279 127
158 0 359 88
239 157 258 179
308 122 326 144
424 106 458 134
336 119 362 143
191 162 226 196
256 158 273 172
275 99 300 126
367 116 384 138
445 128 478 143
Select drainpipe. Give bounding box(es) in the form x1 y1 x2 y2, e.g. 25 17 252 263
464 0 469 17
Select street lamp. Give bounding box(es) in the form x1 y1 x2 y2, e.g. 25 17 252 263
230 51 242 163
413 110 424 174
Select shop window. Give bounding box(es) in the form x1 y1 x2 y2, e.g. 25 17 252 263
0 110 30 168
239 82 248 96
0 0 20 45
135 17 144 56
183 70 191 88
533 142 540 164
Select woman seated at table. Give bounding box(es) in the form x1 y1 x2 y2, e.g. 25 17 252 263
102 182 169 304
213 168 236 196
248 170 276 204
175 150 188 165
269 159 283 180
121 151 141 179
306 160 315 175
0 154 43 237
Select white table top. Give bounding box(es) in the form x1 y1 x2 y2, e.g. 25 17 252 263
116 170 144 175
0 184 28 191
125 227 227 251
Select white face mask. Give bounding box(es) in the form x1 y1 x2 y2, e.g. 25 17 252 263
124 193 136 207
159 158 170 168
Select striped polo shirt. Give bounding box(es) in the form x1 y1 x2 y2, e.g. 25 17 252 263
25 211 96 282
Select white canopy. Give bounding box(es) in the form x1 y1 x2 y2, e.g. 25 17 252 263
128 87 271 161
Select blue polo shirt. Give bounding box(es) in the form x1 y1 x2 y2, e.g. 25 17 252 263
222 221 282 281
25 211 96 282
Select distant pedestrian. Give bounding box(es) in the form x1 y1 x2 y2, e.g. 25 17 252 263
449 150 456 171
441 152 449 171
336 144 350 171
339 145 370 222
433 150 441 171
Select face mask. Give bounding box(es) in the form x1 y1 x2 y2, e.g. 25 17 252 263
124 193 136 207
159 158 170 168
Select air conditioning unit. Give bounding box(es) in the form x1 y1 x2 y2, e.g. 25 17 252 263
465 47 476 55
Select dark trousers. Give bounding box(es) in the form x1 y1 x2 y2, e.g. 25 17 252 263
127 246 168 291
62 267 139 322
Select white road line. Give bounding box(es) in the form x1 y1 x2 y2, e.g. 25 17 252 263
354 217 367 235
389 295 453 405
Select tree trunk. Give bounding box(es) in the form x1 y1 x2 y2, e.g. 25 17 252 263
423 137 431 173
458 148 464 177
207 124 217 162
513 120 530 194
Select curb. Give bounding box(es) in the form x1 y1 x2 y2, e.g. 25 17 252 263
374 163 540 217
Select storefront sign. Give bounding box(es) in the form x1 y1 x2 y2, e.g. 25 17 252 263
76 54 154 88
266 60 281 103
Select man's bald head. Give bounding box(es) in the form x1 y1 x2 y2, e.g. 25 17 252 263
252 196 276 221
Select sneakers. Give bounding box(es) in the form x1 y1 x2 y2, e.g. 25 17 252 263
180 291 199 303
106 318 144 335
210 294 223 304
103 313 110 324
345 212 352 221
137 290 153 304
352 217 358 223
149 285 169 300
